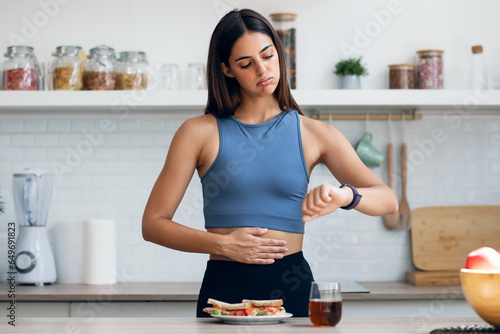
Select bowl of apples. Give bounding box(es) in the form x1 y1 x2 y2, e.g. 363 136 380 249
461 247 500 327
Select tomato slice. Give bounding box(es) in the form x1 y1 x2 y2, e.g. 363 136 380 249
266 306 280 315
245 308 258 316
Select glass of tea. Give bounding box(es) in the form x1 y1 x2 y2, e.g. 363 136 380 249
308 282 342 327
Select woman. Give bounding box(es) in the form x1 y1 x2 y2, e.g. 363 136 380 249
142 8 398 317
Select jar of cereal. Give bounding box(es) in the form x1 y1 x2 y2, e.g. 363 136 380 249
3 46 39 90
117 51 148 90
270 13 297 89
85 45 118 90
52 45 85 90
388 64 416 89
416 50 444 89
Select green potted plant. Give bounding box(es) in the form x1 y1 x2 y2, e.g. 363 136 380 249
334 57 369 89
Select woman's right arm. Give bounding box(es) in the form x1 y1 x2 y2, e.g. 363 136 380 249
142 115 287 264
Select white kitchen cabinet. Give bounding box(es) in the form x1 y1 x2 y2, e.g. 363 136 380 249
1 302 70 317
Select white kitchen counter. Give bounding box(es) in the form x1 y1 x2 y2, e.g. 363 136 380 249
0 281 477 319
0 281 465 302
0 317 491 334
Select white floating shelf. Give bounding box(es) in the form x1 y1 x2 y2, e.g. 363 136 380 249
0 90 208 113
0 90 499 115
294 89 500 111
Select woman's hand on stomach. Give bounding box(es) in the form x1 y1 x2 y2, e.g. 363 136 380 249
209 227 303 264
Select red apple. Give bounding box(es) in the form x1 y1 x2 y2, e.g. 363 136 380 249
465 247 500 270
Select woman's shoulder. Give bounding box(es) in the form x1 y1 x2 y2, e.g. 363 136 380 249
177 113 218 134
183 113 217 126
299 113 341 137
170 114 219 149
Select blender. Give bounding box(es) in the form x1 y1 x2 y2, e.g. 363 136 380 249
13 169 57 285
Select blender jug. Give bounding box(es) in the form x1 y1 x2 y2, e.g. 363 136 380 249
13 169 57 285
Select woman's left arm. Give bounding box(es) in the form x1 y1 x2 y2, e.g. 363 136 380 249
301 117 398 222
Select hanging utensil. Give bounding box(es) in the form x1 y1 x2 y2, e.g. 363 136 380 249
382 115 400 230
398 114 411 229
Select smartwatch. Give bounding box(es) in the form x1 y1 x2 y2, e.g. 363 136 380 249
340 184 362 210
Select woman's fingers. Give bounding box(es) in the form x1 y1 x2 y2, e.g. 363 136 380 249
302 185 332 215
243 227 287 247
245 227 269 236
225 228 288 264
302 184 341 222
246 251 286 265
260 245 288 254
251 258 277 265
302 212 319 223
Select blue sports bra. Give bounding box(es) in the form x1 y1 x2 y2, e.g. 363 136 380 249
201 109 309 234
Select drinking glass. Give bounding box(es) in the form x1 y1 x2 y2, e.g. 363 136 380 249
309 282 342 327
159 64 182 90
185 63 207 90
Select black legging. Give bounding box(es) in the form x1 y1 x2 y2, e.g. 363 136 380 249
196 251 314 317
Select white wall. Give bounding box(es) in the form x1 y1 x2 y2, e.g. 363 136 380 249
0 0 499 284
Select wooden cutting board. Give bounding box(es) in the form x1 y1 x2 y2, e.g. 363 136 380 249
411 206 500 271
405 270 460 286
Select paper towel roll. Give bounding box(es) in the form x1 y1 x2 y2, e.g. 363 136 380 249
55 221 85 284
83 219 117 285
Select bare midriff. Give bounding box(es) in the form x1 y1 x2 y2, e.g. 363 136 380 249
207 227 304 261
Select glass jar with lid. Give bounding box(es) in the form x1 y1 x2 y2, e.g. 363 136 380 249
388 64 416 89
3 45 39 90
85 45 118 90
416 50 444 89
52 45 85 90
270 13 297 89
117 51 148 90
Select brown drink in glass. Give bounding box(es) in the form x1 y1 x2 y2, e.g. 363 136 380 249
309 282 342 327
309 299 342 327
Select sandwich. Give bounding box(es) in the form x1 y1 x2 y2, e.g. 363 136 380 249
203 298 285 316
243 299 285 316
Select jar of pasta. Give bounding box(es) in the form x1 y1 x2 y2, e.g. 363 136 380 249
52 45 85 90
416 50 444 89
388 64 416 89
117 51 148 90
270 13 297 89
3 45 39 90
85 45 117 90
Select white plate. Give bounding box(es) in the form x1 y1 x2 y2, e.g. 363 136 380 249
210 313 293 325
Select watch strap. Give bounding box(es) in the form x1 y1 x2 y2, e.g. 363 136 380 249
340 184 362 210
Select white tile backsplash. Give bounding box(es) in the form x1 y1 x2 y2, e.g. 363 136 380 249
47 120 71 132
11 134 35 146
0 115 499 284
0 120 23 133
128 133 154 146
0 134 11 146
1 147 23 160
23 147 47 160
141 120 166 132
24 120 47 132
70 120 95 132
34 134 59 146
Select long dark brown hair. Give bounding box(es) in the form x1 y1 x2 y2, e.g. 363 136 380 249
205 8 302 117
